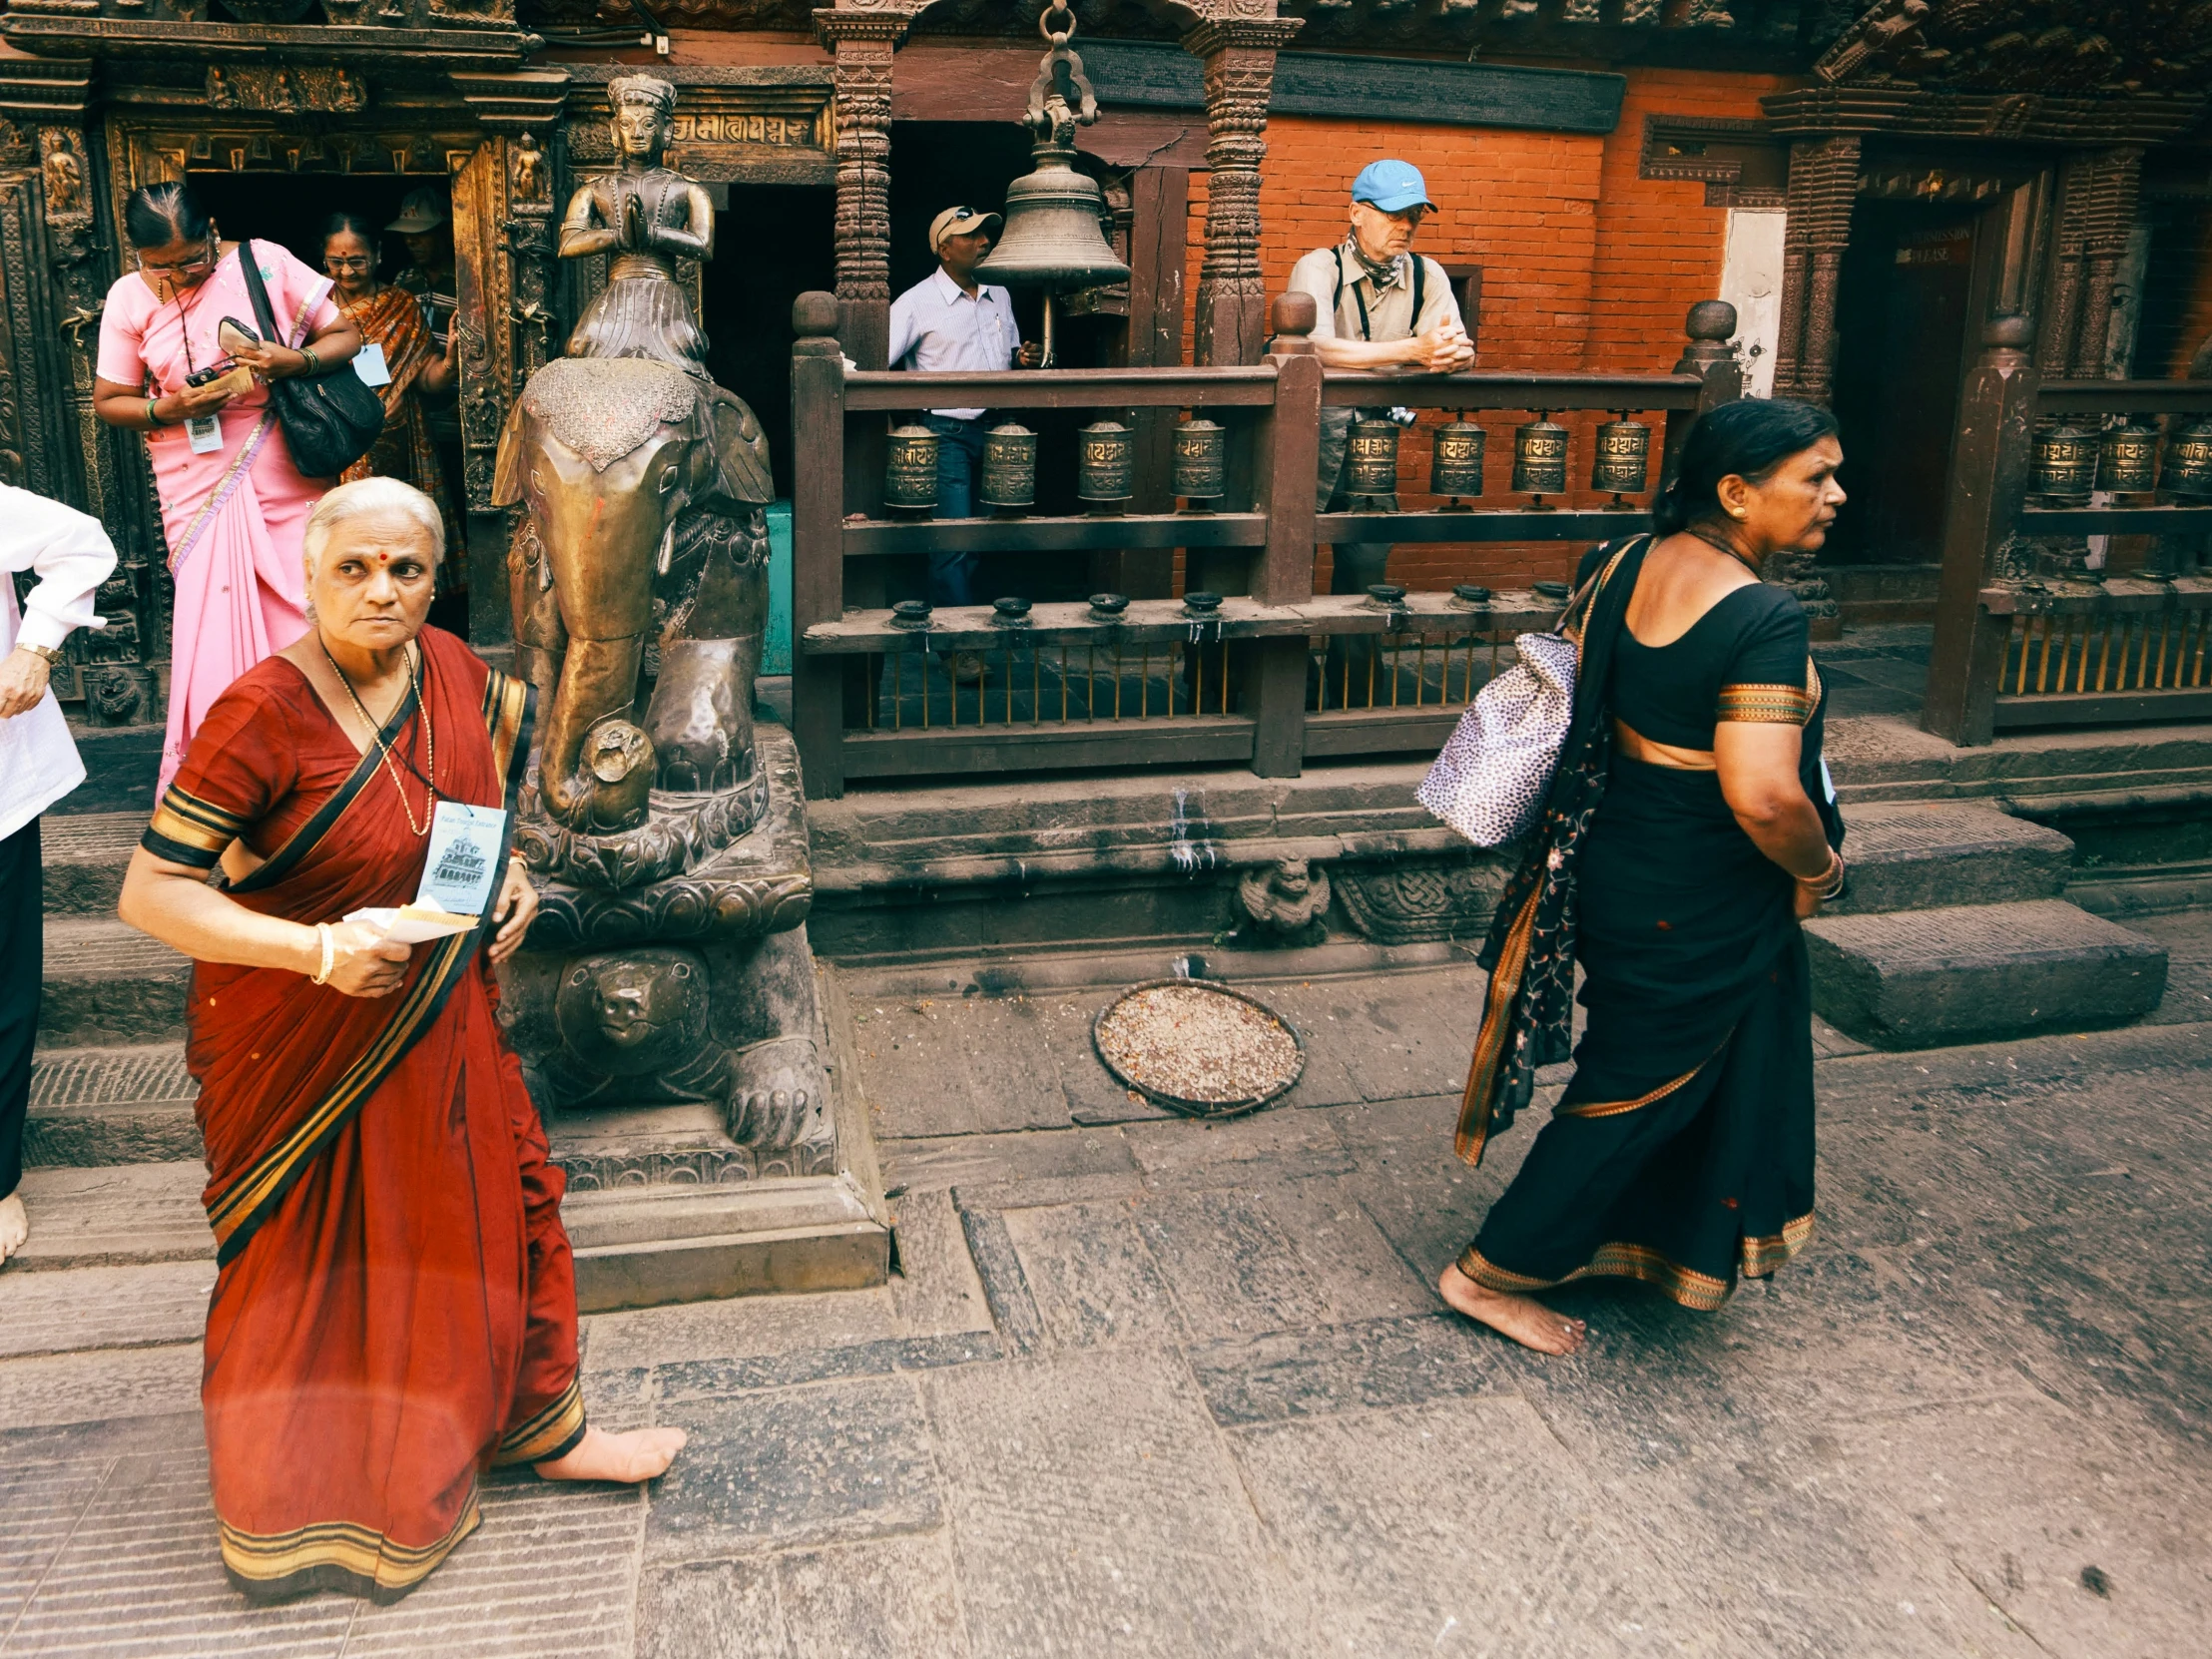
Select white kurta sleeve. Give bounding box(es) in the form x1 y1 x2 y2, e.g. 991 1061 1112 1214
0 485 115 655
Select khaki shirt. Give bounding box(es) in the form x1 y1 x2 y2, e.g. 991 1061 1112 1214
1286 241 1459 345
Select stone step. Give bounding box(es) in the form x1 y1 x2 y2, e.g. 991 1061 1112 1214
1806 898 2168 1050
38 915 191 1050
3 1161 213 1274
1828 802 2074 915
39 810 143 917
24 1043 201 1167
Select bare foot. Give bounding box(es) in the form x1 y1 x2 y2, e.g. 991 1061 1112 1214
0 1194 26 1267
1438 1262 1586 1357
535 1424 687 1484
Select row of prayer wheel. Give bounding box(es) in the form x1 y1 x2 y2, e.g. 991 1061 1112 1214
1349 413 1652 502
883 411 1659 511
2032 416 2212 500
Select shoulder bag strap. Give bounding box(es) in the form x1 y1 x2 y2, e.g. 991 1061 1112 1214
1410 253 1424 327
236 239 280 343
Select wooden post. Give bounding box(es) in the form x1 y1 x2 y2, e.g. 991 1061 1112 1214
1114 165 1190 598
816 8 910 371
1248 292 1321 779
790 291 849 799
1924 315 2038 748
1771 135 1859 405
1182 14 1301 368
1661 299 1743 491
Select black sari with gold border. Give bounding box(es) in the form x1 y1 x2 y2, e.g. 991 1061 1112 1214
1457 548 1843 1311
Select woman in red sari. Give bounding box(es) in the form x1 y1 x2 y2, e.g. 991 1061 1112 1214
119 477 683 1603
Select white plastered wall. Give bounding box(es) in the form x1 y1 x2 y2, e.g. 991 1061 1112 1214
1719 208 1787 398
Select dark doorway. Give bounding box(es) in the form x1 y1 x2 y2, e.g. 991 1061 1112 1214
1828 200 1989 565
700 183 835 503
187 171 425 288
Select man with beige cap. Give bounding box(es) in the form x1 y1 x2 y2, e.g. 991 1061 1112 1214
889 206 1043 611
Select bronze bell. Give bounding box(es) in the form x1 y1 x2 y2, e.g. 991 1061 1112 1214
1513 416 1570 499
1078 419 1133 509
1429 418 1484 500
973 8 1130 293
1347 417 1400 495
2032 421 2097 500
2096 419 2159 495
1173 418 1226 501
1592 417 1651 498
980 422 1037 512
884 423 940 512
2162 415 2212 500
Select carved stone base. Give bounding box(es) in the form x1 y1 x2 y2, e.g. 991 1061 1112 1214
1332 853 1510 946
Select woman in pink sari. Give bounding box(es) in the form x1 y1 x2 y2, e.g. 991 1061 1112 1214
94 181 363 793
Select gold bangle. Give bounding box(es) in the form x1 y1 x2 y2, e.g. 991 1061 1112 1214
18 641 61 665
311 922 335 985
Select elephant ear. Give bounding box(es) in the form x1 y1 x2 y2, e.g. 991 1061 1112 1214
490 398 529 509
704 388 775 508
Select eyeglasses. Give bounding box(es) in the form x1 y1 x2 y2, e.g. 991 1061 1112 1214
139 240 216 275
324 257 374 272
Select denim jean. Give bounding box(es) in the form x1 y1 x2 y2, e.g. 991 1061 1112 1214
924 413 986 607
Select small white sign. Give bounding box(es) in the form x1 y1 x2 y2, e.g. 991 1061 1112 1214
354 342 391 388
186 413 224 454
1820 758 1837 804
414 800 506 918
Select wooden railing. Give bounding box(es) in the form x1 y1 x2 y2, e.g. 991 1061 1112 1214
788 288 1742 799
1924 315 2212 745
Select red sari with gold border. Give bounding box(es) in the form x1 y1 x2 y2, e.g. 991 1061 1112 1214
142 625 583 1604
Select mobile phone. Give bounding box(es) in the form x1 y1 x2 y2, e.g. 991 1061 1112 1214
216 317 261 356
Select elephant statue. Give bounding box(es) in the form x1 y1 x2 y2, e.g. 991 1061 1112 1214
492 353 774 839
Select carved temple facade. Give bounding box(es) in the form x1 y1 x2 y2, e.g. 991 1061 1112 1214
0 0 2206 756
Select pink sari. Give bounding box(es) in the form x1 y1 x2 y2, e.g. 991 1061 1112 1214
98 245 342 792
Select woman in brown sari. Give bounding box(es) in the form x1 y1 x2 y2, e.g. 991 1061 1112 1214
1439 400 1849 1356
118 477 682 1602
320 214 463 556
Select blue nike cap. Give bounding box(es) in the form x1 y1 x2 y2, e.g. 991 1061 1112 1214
1351 159 1435 215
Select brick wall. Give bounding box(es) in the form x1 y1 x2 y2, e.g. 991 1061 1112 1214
1181 66 1788 591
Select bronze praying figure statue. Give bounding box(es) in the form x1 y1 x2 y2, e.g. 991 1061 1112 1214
559 74 715 374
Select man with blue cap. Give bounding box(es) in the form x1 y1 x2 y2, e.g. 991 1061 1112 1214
1288 159 1473 703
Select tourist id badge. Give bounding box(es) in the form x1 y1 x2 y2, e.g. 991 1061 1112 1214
354 343 391 388
415 801 508 918
186 413 224 454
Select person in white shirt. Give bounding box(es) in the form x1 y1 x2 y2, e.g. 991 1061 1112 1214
0 485 119 1265
1285 159 1474 704
888 206 1043 612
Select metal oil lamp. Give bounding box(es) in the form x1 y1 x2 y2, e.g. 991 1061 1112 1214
1173 417 1226 502
2031 420 2097 500
884 423 940 512
1429 416 1484 503
980 422 1037 511
1078 419 1133 509
1513 414 1569 503
2096 418 2159 495
2162 415 2212 500
1592 415 1651 501
973 3 1131 368
1347 417 1401 495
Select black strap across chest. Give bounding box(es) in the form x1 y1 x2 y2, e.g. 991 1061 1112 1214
1333 247 1424 343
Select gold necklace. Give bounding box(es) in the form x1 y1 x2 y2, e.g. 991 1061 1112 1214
1687 523 1762 575
321 639 437 835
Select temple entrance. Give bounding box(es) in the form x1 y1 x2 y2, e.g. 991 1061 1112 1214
698 182 835 503
1828 198 1995 566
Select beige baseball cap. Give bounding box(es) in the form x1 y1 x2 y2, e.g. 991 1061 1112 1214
929 206 1002 254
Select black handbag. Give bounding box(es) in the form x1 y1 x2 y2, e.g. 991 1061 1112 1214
238 240 386 479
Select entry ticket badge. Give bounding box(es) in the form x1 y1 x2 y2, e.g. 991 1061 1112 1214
414 800 508 919
186 413 224 454
1820 758 1838 804
353 342 391 388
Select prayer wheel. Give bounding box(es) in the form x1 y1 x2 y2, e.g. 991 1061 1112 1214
1173 418 1227 500
1347 417 1401 495
2162 416 2212 499
2096 419 2160 495
884 423 940 511
2031 421 2097 499
979 422 1037 511
1512 416 1570 497
1077 420 1134 508
1429 418 1485 499
1591 417 1652 496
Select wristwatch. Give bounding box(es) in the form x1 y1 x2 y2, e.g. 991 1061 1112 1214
17 642 61 665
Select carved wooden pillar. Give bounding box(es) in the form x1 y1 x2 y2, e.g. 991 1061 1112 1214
2037 152 2095 377
453 69 570 648
1771 135 1859 404
2073 146 2143 378
816 7 911 372
1182 15 1300 368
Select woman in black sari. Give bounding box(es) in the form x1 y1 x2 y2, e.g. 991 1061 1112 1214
1441 399 1848 1356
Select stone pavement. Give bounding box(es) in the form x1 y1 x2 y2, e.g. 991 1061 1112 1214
7 929 2212 1657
